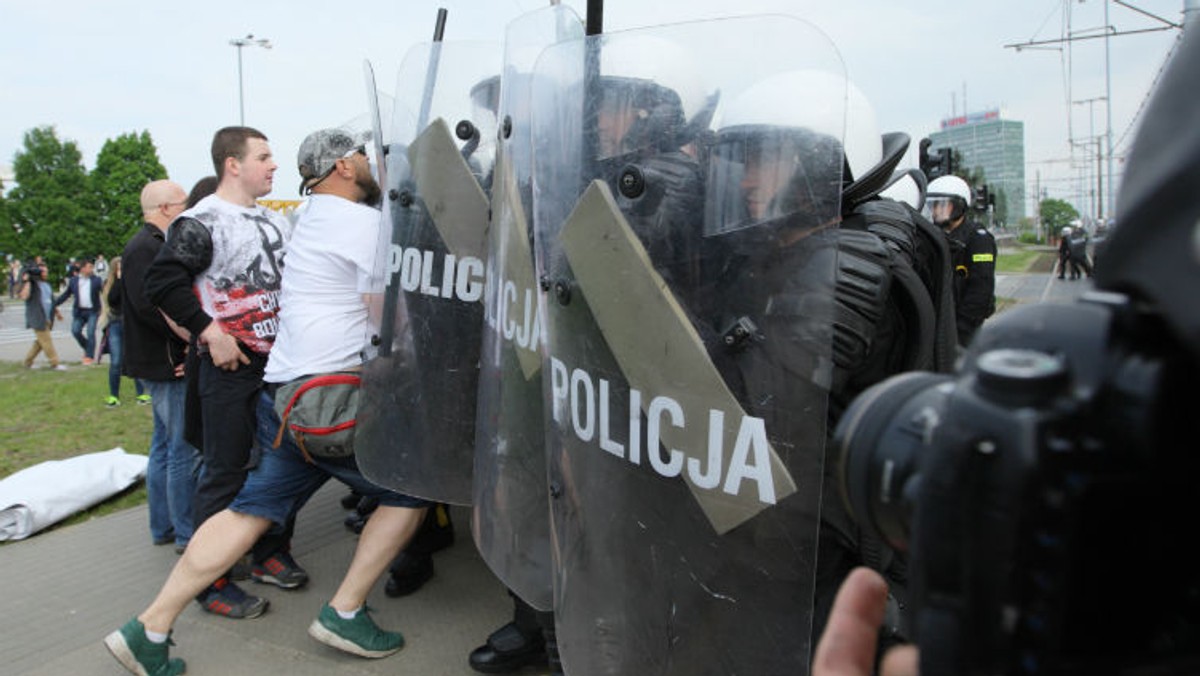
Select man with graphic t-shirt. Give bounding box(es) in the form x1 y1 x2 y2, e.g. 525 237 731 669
142 126 301 620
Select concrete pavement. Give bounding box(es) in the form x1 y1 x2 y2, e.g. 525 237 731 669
0 486 523 676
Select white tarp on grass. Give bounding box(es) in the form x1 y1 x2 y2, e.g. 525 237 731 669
0 447 147 541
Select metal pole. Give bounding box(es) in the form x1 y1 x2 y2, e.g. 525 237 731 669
237 45 245 126
1096 136 1103 222
1104 0 1114 219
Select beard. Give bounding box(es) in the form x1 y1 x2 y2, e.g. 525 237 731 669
356 170 383 208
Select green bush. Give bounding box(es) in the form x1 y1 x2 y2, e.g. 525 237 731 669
1018 232 1044 245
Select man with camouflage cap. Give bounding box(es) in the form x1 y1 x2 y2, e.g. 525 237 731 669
104 128 428 675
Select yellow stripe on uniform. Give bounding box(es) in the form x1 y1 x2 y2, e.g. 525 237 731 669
972 253 994 262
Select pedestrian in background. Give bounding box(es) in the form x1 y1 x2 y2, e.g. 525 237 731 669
54 256 102 365
97 256 148 408
123 179 201 552
19 260 67 370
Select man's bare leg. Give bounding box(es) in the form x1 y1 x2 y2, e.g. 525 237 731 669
330 505 426 612
139 510 272 633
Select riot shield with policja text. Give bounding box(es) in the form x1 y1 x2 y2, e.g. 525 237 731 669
471 4 583 612
531 18 846 675
356 40 501 505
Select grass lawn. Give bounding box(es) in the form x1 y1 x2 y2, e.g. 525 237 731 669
0 361 153 532
997 248 1055 274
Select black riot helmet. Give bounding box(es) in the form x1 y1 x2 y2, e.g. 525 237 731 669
592 34 710 161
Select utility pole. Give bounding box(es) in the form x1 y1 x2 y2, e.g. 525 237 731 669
1104 0 1114 219
1006 1 1184 221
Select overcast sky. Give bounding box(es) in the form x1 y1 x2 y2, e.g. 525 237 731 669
0 0 1187 218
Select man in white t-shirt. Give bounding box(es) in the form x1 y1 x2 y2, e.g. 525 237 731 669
105 128 430 676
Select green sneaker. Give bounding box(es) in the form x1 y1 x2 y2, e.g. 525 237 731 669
137 394 152 405
103 618 186 675
308 603 404 658
105 396 121 408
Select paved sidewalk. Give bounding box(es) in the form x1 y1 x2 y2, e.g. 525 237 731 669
0 485 528 676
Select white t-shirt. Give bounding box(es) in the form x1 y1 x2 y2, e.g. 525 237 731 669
264 194 383 383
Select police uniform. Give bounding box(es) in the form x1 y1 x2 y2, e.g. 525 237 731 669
945 218 996 346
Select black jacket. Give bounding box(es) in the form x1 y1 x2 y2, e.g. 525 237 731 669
122 223 187 380
54 273 102 313
946 219 997 346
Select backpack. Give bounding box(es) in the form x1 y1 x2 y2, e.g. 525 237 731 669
272 372 362 463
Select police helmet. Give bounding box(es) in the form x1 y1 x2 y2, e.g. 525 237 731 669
926 175 972 226
594 33 709 159
704 69 880 236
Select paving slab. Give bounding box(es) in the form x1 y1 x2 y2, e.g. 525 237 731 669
0 484 539 676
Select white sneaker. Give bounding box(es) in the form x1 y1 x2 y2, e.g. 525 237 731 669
53 364 69 371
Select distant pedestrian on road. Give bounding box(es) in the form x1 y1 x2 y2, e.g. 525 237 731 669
54 256 102 364
1057 226 1072 280
95 253 110 283
19 260 66 370
1068 227 1093 280
7 259 20 299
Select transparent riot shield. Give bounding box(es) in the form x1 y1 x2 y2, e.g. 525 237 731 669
356 40 501 505
531 17 847 675
472 4 583 612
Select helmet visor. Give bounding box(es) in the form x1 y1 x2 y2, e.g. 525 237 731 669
703 129 843 237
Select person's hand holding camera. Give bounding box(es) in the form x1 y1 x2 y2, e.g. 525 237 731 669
813 568 920 676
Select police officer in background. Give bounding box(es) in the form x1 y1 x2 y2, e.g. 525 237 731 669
926 175 996 346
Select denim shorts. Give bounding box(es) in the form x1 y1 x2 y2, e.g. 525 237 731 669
227 390 430 526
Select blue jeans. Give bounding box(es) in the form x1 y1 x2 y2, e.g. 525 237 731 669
143 378 201 546
105 321 145 399
70 307 99 357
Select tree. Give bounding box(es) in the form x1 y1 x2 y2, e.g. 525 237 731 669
6 126 90 283
90 131 167 251
1040 198 1079 237
0 179 14 260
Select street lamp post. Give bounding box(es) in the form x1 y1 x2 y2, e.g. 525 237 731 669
229 34 272 126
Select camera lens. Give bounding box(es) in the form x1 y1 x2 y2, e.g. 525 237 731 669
833 372 953 552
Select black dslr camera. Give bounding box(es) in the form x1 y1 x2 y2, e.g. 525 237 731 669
23 261 43 279
834 296 1199 676
832 27 1200 676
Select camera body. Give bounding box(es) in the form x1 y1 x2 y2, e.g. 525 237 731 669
835 292 1200 675
23 261 43 279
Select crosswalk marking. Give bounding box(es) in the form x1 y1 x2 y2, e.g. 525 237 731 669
0 327 73 346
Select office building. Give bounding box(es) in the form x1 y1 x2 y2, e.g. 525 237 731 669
928 109 1025 224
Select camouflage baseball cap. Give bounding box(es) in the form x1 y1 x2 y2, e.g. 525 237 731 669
297 128 370 194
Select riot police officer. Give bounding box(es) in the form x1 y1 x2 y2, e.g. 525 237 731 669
926 175 996 346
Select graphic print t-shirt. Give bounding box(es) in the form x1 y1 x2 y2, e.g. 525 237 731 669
182 194 294 354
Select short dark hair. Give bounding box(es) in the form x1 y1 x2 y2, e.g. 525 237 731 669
187 175 219 209
211 126 268 180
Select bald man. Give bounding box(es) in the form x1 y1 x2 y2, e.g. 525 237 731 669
122 179 200 552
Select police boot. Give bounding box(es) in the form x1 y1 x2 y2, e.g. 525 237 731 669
384 551 434 597
468 621 547 673
542 618 562 676
342 496 379 534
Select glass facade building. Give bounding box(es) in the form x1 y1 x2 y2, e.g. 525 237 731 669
929 109 1025 224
